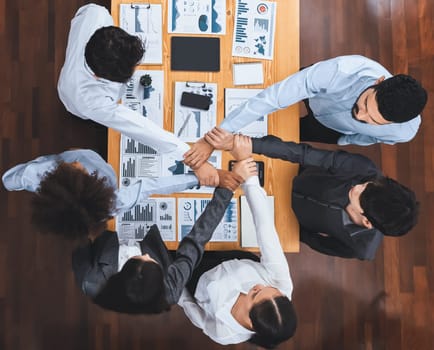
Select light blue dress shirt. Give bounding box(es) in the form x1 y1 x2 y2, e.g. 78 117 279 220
2 149 198 213
221 55 421 145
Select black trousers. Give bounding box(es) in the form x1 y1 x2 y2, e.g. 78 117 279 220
186 250 260 296
300 99 343 144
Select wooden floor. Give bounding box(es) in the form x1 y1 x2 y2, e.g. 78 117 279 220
0 0 433 349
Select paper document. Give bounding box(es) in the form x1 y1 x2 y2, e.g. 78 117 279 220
168 0 226 34
117 197 176 241
225 88 268 137
120 4 163 64
232 0 277 60
178 197 238 242
174 82 217 142
122 70 164 128
233 62 264 85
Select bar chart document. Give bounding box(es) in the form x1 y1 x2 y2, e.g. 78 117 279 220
117 197 176 241
232 0 277 60
122 69 164 128
178 197 238 242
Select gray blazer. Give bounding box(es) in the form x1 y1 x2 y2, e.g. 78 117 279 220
72 187 233 305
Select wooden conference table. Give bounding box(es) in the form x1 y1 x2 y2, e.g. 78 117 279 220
108 0 300 252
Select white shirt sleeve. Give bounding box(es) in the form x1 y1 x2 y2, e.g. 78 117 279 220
241 176 292 294
116 174 198 212
220 60 339 133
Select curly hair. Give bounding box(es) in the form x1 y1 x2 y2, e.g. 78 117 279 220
85 26 144 83
374 74 427 123
31 162 116 239
360 177 419 236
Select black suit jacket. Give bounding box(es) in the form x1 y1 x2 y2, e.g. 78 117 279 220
72 187 234 303
253 135 383 260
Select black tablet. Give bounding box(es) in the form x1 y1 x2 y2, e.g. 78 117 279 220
171 36 220 72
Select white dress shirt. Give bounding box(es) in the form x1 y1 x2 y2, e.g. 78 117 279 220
2 149 198 213
178 176 293 345
57 4 189 158
220 55 421 145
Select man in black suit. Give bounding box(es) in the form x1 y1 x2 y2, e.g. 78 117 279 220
203 129 419 260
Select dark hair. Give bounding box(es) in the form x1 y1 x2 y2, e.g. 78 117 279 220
374 74 427 123
360 177 419 236
85 26 144 83
249 296 297 349
31 162 116 240
94 258 170 314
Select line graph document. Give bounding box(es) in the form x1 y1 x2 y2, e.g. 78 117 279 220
120 4 163 64
225 88 268 137
173 81 217 142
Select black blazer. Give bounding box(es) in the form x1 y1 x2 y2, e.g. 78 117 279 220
253 135 384 260
71 187 234 303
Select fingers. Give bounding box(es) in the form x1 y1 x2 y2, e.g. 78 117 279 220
184 152 206 169
216 169 242 191
204 127 234 150
183 138 213 169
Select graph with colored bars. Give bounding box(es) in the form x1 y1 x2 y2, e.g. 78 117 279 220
120 136 161 180
235 0 249 43
232 0 276 59
177 197 238 242
117 198 176 241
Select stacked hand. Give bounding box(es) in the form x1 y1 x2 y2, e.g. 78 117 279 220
193 162 219 187
232 158 258 180
230 134 252 160
186 127 255 189
184 138 214 169
204 127 234 151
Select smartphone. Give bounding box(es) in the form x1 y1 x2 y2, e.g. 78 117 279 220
180 92 211 110
229 160 265 187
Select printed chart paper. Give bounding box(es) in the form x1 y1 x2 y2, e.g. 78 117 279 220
123 70 164 128
232 0 277 59
168 0 226 34
120 4 163 64
117 197 176 241
178 197 238 242
225 88 268 137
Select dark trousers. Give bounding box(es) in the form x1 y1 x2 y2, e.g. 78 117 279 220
300 99 343 144
186 250 260 296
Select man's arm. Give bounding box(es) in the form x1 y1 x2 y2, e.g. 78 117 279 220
184 59 341 167
219 59 340 133
300 230 364 259
253 135 379 175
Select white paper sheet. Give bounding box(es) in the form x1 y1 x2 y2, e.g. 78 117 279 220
120 4 163 64
123 70 164 128
178 197 238 242
168 0 226 34
117 197 176 241
232 0 277 60
173 81 217 142
225 88 268 137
